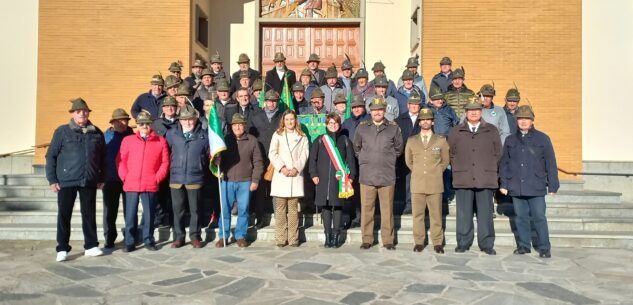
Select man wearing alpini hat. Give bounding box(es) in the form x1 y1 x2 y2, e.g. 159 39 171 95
46 98 106 262
131 74 166 119
102 108 134 249
231 53 261 93
448 97 501 255
265 52 297 95
353 96 404 250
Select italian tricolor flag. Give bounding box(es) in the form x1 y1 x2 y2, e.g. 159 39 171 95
322 134 354 199
208 102 226 177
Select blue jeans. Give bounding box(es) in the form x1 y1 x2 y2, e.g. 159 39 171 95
125 192 157 247
512 196 550 251
219 180 252 240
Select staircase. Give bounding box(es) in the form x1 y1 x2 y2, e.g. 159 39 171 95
1 173 632 249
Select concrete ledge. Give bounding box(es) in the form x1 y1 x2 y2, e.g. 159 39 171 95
0 155 33 175
583 161 633 202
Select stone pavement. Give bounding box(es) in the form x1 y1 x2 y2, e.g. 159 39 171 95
0 240 632 305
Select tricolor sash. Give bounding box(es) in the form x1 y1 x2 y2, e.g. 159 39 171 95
322 134 354 199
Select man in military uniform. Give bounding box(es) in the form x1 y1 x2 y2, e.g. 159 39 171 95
395 94 423 215
504 87 521 135
185 59 206 88
427 87 458 206
369 61 397 97
473 84 511 144
265 52 297 95
339 56 356 90
397 57 428 101
193 68 215 102
306 53 326 86
405 108 450 253
431 57 453 93
443 66 474 118
448 98 501 255
395 70 424 115
131 74 166 119
367 76 399 121
250 90 284 227
210 53 228 81
353 96 404 250
352 68 375 101
320 65 345 113
230 53 261 93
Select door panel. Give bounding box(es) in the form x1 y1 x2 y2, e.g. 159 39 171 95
261 25 360 75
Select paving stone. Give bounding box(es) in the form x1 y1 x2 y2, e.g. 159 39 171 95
454 272 498 282
282 296 341 305
0 293 44 301
377 259 405 267
215 276 265 298
216 255 245 263
44 264 93 281
286 262 331 274
436 256 472 266
183 268 201 273
340 291 377 305
162 275 236 295
432 264 475 272
47 284 104 297
203 270 218 276
405 283 446 294
320 273 351 280
473 292 541 305
282 270 319 280
152 274 203 286
517 282 600 305
73 265 126 276
144 291 163 297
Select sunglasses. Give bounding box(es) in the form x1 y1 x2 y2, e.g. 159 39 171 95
138 123 149 127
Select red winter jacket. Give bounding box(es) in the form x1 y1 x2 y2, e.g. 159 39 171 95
117 131 170 192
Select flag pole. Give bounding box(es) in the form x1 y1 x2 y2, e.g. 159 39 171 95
217 163 227 248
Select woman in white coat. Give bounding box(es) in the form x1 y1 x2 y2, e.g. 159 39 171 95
269 110 309 247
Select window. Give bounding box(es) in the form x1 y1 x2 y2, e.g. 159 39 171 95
196 6 208 48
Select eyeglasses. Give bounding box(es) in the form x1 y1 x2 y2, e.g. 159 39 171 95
138 123 148 127
327 122 339 126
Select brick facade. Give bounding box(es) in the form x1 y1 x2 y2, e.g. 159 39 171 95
35 0 192 164
421 0 582 177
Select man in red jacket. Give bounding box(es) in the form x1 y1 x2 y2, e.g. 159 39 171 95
117 111 170 252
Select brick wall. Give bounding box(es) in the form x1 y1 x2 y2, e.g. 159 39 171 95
421 0 582 177
35 0 192 164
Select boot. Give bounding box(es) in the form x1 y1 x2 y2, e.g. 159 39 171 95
324 233 332 248
332 233 341 248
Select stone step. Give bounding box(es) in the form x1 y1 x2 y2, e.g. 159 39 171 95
0 174 49 186
558 179 585 191
3 211 633 233
546 190 621 204
0 185 58 198
0 223 632 249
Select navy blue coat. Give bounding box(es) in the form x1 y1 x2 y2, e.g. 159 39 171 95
45 120 106 188
165 123 210 185
499 128 560 197
104 126 134 183
341 113 370 142
131 90 166 120
430 102 459 137
504 106 518 135
431 71 453 93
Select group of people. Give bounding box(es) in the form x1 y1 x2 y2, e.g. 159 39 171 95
45 51 559 262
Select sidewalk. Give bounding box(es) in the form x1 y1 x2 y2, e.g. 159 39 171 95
0 240 631 304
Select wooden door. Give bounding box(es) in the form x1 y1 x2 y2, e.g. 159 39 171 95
261 25 360 75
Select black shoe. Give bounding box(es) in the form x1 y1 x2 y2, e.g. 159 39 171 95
455 247 466 253
384 244 396 250
482 248 497 255
332 233 341 248
144 244 158 251
402 207 412 215
539 250 551 258
350 220 360 228
513 247 531 255
122 246 135 253
324 234 332 248
104 241 115 249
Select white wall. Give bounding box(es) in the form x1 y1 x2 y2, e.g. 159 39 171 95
583 0 633 161
365 0 412 79
0 0 38 154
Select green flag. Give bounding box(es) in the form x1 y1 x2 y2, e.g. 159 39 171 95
344 89 352 120
280 73 294 111
207 103 226 177
258 86 265 109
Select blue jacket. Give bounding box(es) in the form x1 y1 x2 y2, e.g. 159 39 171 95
104 126 134 183
395 85 424 115
131 90 166 120
431 71 453 93
504 106 518 135
165 123 210 185
429 102 459 137
45 120 106 187
341 112 370 142
499 128 560 197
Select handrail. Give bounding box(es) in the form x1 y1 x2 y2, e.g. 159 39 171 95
0 143 50 158
558 167 632 178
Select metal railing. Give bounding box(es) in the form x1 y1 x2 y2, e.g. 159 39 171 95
0 143 50 158
558 167 633 178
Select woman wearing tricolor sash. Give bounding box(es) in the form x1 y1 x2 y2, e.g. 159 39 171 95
309 113 358 248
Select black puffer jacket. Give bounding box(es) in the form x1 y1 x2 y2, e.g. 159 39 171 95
45 120 106 187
